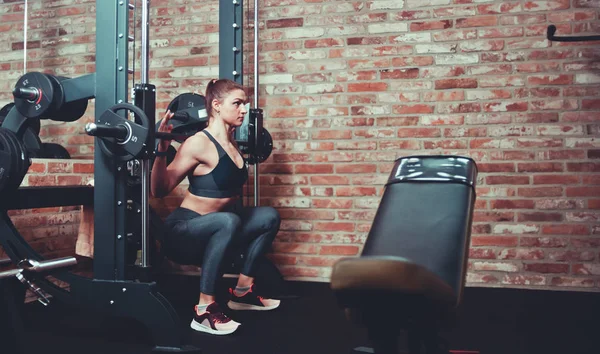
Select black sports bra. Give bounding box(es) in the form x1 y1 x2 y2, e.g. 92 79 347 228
187 130 248 198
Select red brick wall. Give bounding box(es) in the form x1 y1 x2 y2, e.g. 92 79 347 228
1 0 600 291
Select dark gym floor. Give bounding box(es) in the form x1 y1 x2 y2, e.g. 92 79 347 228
15 275 600 354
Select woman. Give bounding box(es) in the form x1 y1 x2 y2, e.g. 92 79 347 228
151 79 281 336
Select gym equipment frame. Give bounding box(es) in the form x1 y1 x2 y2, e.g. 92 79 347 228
0 1 201 352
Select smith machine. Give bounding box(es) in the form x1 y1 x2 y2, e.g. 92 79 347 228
0 0 271 352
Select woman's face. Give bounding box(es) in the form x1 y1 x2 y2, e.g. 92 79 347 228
215 89 247 127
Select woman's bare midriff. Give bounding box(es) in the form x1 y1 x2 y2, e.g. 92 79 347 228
179 191 239 216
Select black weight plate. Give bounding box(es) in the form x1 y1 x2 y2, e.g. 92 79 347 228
40 143 71 159
0 103 15 125
45 74 65 119
4 127 29 190
56 98 88 122
0 129 24 192
22 127 43 158
167 93 206 115
165 93 208 139
250 128 273 164
55 76 88 122
0 130 13 194
27 118 41 136
13 72 55 119
96 103 149 162
0 129 19 192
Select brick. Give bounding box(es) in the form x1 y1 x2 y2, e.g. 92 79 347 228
423 140 467 149
471 236 519 247
550 277 596 288
28 162 46 173
438 103 481 114
516 138 563 148
311 130 352 140
536 199 584 210
518 187 563 198
489 151 535 161
391 56 434 67
518 212 563 222
348 82 388 92
549 250 595 262
499 249 545 260
267 18 303 28
410 20 452 32
521 237 569 248
380 68 419 79
434 6 477 17
582 99 600 110
393 104 435 114
336 164 378 174
466 273 499 284
502 274 547 286
533 175 579 185
518 163 564 173
456 16 497 28
542 224 591 235
433 29 478 41
528 74 573 85
523 0 571 12
347 36 386 46
423 91 465 102
435 78 477 89
471 261 519 272
567 162 600 172
566 212 600 223
469 248 497 260
319 245 360 256
474 211 514 223
348 13 388 23
491 200 535 209
314 222 355 232
524 263 569 274
567 187 600 197
397 127 441 138
479 76 524 88
582 176 600 184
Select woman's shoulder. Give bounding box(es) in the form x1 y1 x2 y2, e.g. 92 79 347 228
178 131 211 156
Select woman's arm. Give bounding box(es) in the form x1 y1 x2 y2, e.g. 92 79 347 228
151 111 207 198
151 138 203 198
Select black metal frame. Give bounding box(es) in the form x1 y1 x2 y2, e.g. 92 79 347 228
220 0 244 84
547 25 600 42
0 1 198 352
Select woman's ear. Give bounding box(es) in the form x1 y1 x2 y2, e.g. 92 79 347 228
212 99 221 113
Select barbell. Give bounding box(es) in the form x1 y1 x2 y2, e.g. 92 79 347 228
12 72 88 122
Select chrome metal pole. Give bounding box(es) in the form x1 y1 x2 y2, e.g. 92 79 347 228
141 0 150 84
140 0 151 268
253 0 260 207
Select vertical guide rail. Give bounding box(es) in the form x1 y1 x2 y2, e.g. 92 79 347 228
140 0 151 268
220 0 244 83
253 0 259 206
94 0 129 280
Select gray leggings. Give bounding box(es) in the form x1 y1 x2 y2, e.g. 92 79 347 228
163 204 280 295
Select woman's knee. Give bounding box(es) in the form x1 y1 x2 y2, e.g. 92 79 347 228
259 206 281 231
214 212 242 234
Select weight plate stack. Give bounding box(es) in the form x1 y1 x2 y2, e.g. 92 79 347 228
0 128 29 195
